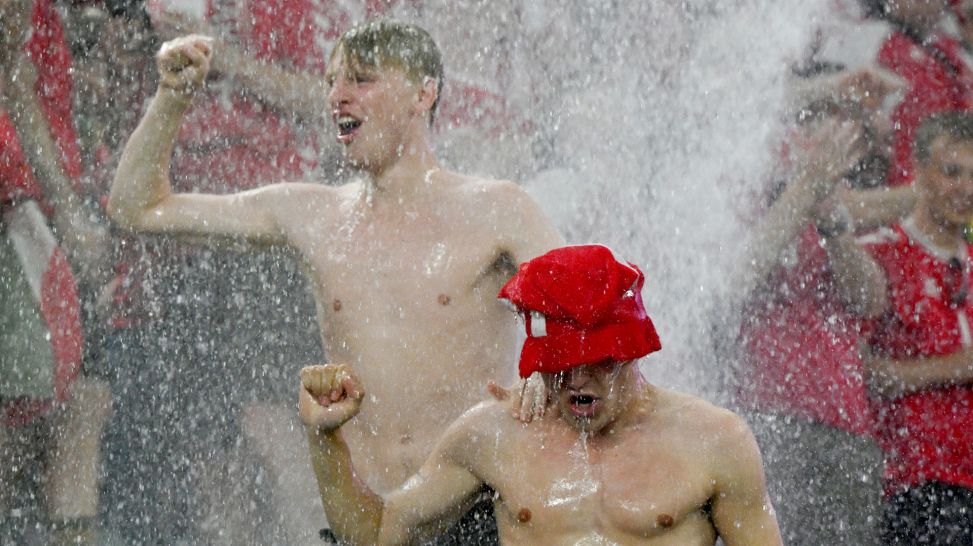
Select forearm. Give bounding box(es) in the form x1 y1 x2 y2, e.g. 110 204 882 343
823 233 887 318
306 427 385 546
865 348 973 399
741 174 822 293
108 87 192 229
211 41 328 121
844 186 915 232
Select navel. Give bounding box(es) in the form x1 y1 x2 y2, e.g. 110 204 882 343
332 299 342 312
516 507 532 523
437 293 451 306
656 513 674 528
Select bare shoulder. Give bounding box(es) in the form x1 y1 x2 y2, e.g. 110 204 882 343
443 399 509 439
437 170 562 256
434 399 509 461
441 172 533 211
652 387 755 449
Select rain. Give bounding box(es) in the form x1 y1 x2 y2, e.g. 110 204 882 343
3 0 973 544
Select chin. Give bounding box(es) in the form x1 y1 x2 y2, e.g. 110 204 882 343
944 212 973 228
562 412 609 435
340 149 372 170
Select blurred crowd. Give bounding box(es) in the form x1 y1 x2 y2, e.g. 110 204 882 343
0 0 346 543
736 1 973 545
5 0 973 545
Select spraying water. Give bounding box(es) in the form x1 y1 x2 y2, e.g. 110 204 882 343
2 0 844 543
421 0 828 398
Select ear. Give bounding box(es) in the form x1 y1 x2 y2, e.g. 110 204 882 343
414 75 439 117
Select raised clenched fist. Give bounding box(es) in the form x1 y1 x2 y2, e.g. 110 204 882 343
299 364 365 431
156 34 214 97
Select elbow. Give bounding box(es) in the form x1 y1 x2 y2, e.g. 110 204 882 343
841 276 889 320
104 195 138 231
863 362 907 400
857 289 889 320
104 196 122 225
864 375 898 400
105 184 166 233
837 286 885 319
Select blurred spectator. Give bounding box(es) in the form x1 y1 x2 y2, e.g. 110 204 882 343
145 2 342 542
0 0 112 544
951 0 973 48
864 0 973 186
60 0 353 542
59 5 203 543
862 110 973 545
735 47 909 543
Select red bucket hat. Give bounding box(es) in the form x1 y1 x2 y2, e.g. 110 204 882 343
499 245 662 378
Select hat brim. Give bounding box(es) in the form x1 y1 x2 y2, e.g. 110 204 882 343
518 320 661 378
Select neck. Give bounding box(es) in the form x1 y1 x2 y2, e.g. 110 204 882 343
910 205 967 254
361 131 440 201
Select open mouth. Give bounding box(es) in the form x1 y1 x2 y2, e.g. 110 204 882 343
568 393 599 418
335 115 362 142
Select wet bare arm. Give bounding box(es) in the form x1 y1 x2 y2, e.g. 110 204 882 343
844 185 916 232
821 231 887 318
740 119 865 299
710 413 783 546
108 36 284 245
306 429 385 545
300 365 485 546
863 347 973 399
490 183 563 420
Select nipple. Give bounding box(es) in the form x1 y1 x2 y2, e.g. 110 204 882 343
333 299 343 312
656 514 674 528
438 294 451 306
516 508 532 523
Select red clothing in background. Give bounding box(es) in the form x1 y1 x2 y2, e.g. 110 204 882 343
0 0 82 207
171 0 350 192
878 31 973 187
0 0 83 424
865 221 973 493
739 224 875 436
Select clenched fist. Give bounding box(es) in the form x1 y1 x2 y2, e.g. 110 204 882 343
299 364 365 432
156 34 214 97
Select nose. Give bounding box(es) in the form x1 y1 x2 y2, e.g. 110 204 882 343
328 77 350 108
565 366 593 390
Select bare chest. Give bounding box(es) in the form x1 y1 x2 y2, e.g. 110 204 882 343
283 203 507 323
488 433 716 540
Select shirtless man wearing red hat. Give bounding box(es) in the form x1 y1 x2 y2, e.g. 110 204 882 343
299 245 782 546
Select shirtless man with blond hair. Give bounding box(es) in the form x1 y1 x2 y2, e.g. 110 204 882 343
109 18 562 541
299 245 782 546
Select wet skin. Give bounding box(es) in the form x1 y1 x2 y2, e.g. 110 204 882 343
285 174 558 488
109 35 563 493
300 362 783 545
